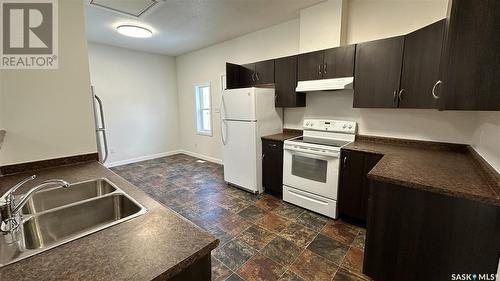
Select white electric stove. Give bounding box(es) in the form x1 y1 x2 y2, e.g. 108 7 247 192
282 119 357 219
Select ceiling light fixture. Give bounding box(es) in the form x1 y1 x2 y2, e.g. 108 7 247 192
116 25 153 38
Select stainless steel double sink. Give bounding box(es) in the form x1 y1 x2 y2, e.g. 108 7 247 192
0 178 147 267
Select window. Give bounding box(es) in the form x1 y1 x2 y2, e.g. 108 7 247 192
195 84 212 136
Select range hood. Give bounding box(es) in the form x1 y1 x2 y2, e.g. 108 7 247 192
296 77 354 92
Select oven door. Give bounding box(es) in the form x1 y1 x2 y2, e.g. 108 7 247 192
283 145 340 199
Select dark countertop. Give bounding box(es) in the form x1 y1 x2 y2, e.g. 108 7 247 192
262 129 302 142
0 161 219 280
0 130 5 150
343 135 500 206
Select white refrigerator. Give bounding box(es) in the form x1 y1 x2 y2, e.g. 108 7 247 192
221 87 282 193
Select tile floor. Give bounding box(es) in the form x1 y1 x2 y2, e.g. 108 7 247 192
111 154 370 281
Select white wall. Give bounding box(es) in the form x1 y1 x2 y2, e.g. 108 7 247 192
471 112 500 172
346 0 449 44
175 19 300 163
299 0 346 52
87 43 180 166
0 1 97 165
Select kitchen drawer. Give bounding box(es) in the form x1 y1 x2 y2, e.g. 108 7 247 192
283 186 337 218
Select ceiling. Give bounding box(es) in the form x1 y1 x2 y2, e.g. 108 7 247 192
85 0 325 56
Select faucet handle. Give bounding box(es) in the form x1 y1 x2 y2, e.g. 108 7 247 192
0 175 36 203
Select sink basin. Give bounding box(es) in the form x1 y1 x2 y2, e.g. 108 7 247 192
22 179 116 215
0 178 147 267
23 194 142 250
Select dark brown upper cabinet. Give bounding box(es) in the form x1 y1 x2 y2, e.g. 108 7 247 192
298 45 355 81
323 45 356 79
225 63 241 89
254 60 275 85
353 36 405 108
298 50 324 81
240 63 256 86
274 55 306 107
239 60 275 86
399 20 445 109
437 0 500 110
225 60 275 89
354 21 445 109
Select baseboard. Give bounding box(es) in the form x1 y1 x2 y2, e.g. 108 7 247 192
105 150 182 167
179 150 223 165
105 150 223 167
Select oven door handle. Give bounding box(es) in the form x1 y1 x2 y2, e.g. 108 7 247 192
285 146 339 158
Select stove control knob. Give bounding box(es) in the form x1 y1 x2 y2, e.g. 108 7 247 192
306 122 310 126
348 124 353 129
342 124 347 129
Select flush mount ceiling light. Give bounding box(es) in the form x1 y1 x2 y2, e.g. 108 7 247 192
116 25 153 38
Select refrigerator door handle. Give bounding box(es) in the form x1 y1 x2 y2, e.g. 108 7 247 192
220 92 227 145
92 86 109 163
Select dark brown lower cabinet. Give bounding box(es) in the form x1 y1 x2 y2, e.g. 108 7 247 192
364 180 500 281
262 139 283 198
338 149 382 225
170 254 211 281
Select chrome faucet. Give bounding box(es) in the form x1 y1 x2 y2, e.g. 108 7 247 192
0 175 70 234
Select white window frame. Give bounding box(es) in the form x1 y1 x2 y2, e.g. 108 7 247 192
195 83 213 136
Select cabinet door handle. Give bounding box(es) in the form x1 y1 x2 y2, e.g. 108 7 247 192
432 80 442 100
343 156 347 167
324 63 327 74
255 72 260 81
269 143 277 147
251 73 255 82
393 90 397 102
398 89 405 101
318 64 322 75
